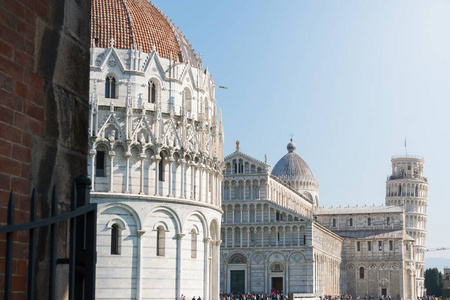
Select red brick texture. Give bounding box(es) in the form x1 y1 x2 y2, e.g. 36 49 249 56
0 0 48 298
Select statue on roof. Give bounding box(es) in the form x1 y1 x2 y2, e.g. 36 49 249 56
236 140 240 151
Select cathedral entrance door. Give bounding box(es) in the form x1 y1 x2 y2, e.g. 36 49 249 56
272 277 283 293
230 270 245 294
381 288 387 297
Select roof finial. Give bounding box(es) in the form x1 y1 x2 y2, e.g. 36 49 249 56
236 140 240 151
289 133 294 142
110 38 115 48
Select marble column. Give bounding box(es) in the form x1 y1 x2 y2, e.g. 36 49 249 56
153 155 161 196
136 230 146 300
108 151 115 192
168 157 174 196
90 150 96 191
124 151 131 193
176 233 185 299
203 238 211 300
180 159 185 198
139 153 146 194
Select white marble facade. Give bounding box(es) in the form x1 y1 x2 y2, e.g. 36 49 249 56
221 143 428 300
88 38 224 300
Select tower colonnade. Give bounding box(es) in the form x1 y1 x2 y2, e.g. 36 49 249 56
385 156 428 297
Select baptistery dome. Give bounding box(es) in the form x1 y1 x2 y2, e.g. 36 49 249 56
272 140 314 179
91 0 199 65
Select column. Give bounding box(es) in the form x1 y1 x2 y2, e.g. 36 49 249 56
176 233 185 299
90 150 96 191
247 228 250 247
247 208 250 224
285 262 290 295
108 151 115 192
136 230 146 300
199 165 203 201
153 155 161 196
261 206 264 223
243 182 246 200
240 229 243 247
283 227 286 246
261 229 264 247
232 230 235 248
203 238 211 300
249 182 253 200
275 228 278 247
180 159 185 198
247 262 251 294
124 151 131 193
191 163 195 199
264 262 268 293
139 153 146 194
213 240 222 299
232 205 235 223
206 169 210 204
168 157 173 196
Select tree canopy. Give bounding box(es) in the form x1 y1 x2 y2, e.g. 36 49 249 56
425 268 443 296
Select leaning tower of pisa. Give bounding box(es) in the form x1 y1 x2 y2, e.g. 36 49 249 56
385 155 428 297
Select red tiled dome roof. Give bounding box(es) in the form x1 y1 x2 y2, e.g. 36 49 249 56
91 0 198 65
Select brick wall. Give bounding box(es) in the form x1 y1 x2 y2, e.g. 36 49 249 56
0 0 90 299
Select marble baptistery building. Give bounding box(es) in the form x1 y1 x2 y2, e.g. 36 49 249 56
88 1 224 299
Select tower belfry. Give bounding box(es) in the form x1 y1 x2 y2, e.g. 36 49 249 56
385 155 428 298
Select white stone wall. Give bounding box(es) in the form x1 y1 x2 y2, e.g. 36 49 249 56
94 197 222 300
89 44 224 300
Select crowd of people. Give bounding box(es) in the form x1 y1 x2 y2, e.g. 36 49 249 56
220 292 287 300
215 293 448 300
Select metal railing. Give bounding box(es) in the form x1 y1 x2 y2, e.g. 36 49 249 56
0 176 97 300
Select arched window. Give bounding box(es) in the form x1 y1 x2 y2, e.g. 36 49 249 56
105 76 116 99
159 153 165 182
111 223 120 255
156 226 165 256
360 267 365 279
191 229 197 258
386 217 391 225
332 218 336 227
349 218 353 227
367 217 371 226
148 80 156 103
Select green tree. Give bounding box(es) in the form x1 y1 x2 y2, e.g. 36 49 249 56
425 268 443 296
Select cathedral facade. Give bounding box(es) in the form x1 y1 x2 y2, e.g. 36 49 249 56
88 1 223 299
221 142 428 300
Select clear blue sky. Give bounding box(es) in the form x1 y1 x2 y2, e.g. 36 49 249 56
154 0 450 264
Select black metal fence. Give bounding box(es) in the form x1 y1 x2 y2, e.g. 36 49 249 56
0 176 97 300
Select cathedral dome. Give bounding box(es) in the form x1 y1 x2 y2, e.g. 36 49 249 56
272 140 314 179
91 0 199 65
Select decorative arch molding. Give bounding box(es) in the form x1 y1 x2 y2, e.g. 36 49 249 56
184 211 209 237
288 251 306 264
152 221 169 231
145 205 182 234
106 217 127 230
250 251 266 264
99 202 142 231
267 251 286 263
